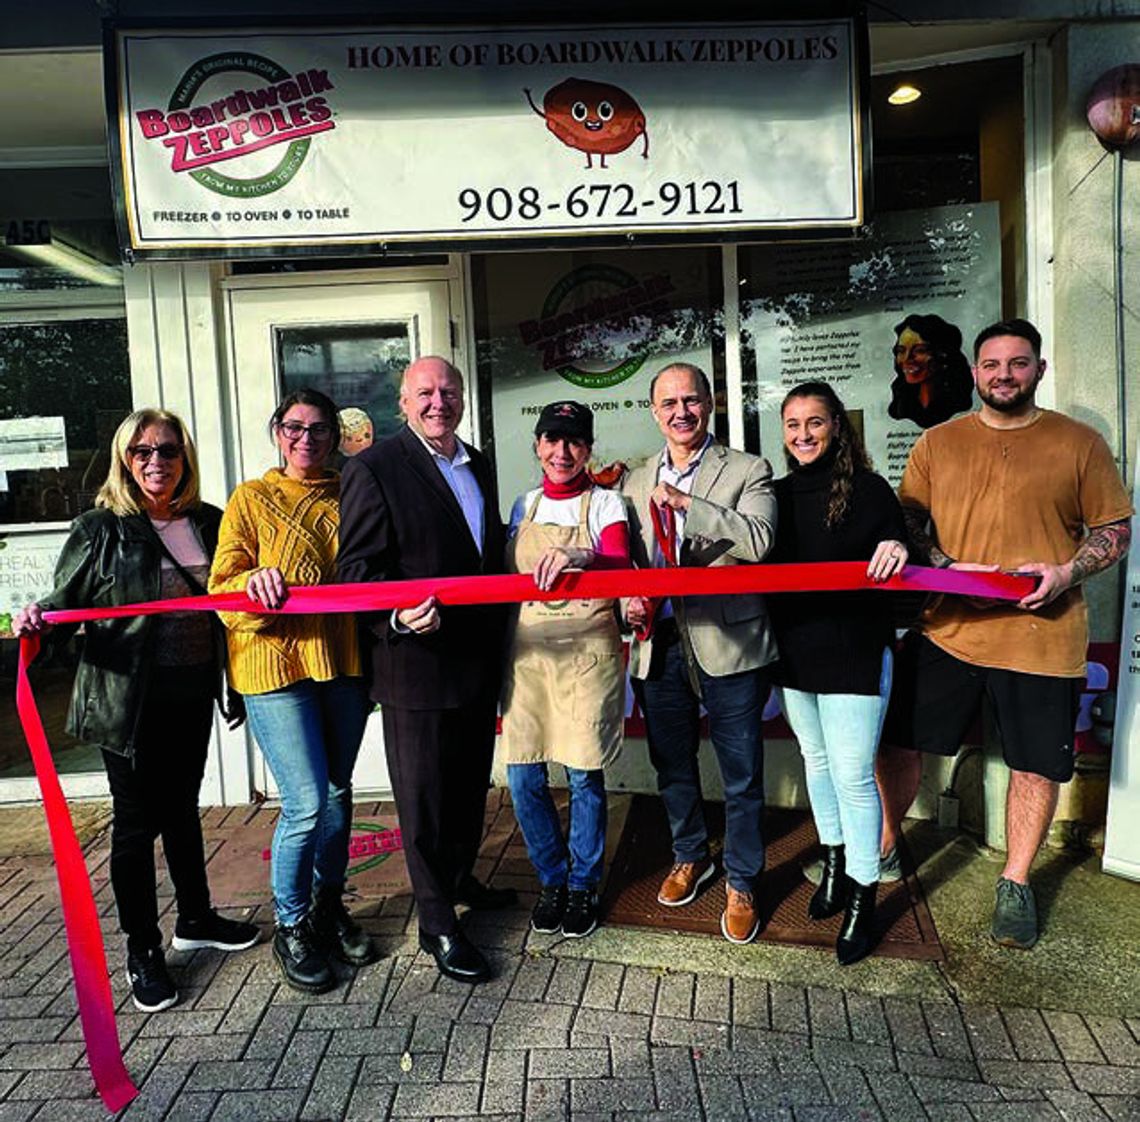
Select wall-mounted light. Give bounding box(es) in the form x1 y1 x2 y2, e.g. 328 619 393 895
888 83 922 106
4 239 122 287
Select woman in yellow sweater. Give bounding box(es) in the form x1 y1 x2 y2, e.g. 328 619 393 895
209 388 376 994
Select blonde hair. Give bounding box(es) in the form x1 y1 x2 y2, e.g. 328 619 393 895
338 407 372 438
95 408 202 516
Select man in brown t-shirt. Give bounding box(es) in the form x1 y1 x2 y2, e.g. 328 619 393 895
882 318 1132 949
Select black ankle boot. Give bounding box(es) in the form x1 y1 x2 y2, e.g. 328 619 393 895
808 845 848 920
836 880 879 966
273 916 336 993
312 886 379 967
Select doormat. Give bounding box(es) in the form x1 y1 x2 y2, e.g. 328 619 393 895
600 795 943 961
204 811 410 907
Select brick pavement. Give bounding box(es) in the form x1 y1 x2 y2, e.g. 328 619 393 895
0 807 1136 1121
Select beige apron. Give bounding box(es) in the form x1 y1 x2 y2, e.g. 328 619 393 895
499 490 624 769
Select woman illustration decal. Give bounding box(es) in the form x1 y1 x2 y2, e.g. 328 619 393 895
887 313 974 429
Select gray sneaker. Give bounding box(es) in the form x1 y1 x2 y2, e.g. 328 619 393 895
991 878 1038 949
879 846 903 883
803 846 903 886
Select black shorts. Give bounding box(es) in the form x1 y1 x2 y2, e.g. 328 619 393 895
883 633 1083 783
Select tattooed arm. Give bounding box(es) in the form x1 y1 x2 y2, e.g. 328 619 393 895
902 504 954 569
1016 519 1132 611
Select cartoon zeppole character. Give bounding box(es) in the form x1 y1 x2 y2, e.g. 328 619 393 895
526 78 649 168
338 407 374 457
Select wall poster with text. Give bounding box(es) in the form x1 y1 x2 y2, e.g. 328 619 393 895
473 247 721 515
741 202 1001 486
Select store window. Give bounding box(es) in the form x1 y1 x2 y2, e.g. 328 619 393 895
471 246 724 512
0 316 130 526
738 55 1024 481
278 322 410 450
1 168 130 529
1 168 130 781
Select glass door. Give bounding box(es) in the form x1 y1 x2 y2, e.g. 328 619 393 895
226 278 454 797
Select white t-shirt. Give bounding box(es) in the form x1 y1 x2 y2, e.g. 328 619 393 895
508 487 627 547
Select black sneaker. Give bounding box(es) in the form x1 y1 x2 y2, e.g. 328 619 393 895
126 946 178 1013
561 889 599 939
172 910 260 953
991 877 1038 949
530 883 568 933
311 888 379 967
273 917 336 994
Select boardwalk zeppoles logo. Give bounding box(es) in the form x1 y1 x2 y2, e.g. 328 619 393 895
134 51 336 198
519 264 674 389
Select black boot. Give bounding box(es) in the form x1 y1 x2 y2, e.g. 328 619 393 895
836 880 879 966
273 916 336 993
312 885 379 967
808 845 848 920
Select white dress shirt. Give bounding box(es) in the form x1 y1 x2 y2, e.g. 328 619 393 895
393 427 487 633
653 433 712 620
408 426 485 556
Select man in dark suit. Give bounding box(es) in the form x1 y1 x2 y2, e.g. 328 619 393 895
337 356 512 983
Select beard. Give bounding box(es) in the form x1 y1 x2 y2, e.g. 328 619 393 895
977 376 1040 413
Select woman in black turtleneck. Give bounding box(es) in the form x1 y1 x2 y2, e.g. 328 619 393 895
768 381 908 966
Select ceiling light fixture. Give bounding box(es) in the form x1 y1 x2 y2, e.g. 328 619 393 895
4 239 122 287
888 83 922 106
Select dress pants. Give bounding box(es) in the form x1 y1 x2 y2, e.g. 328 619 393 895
632 628 769 893
381 692 498 936
101 665 214 954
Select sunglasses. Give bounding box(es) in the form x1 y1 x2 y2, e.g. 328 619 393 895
128 443 183 462
277 421 334 441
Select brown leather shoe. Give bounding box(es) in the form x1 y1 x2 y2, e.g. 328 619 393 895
721 885 760 944
657 858 715 907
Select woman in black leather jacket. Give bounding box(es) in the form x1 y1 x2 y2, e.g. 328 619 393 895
14 408 258 1013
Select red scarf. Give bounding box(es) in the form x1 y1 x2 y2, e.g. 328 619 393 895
542 471 590 499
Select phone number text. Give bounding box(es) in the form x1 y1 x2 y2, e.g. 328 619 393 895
457 181 743 224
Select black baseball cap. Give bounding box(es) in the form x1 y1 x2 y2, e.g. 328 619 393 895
534 400 594 442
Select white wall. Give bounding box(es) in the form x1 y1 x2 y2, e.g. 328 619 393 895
123 260 252 806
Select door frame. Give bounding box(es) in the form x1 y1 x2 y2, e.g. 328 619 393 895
214 257 470 802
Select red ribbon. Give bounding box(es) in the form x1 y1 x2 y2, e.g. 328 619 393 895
15 635 137 1112
16 560 1034 1110
32 563 1036 626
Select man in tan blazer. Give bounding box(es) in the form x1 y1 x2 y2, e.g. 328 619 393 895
624 362 777 944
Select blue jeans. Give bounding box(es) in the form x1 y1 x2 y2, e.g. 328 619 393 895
244 676 371 926
633 637 768 892
778 647 893 887
507 763 606 891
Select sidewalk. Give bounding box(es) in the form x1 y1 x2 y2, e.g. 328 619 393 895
0 796 1135 1121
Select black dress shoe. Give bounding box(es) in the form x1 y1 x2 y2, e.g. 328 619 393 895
808 844 849 920
419 929 491 984
454 875 518 911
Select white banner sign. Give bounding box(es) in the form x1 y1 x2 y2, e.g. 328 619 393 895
109 21 865 254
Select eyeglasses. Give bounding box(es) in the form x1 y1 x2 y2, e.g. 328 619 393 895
277 421 334 441
127 443 183 462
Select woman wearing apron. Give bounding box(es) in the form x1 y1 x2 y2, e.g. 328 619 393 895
501 401 630 938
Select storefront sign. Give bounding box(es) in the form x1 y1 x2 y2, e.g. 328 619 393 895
107 20 866 255
744 202 1001 485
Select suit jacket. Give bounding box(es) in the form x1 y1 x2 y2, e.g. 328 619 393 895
622 441 778 680
337 425 507 710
